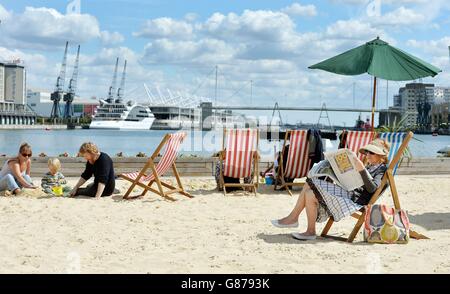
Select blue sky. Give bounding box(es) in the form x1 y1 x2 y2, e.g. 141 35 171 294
1 0 450 125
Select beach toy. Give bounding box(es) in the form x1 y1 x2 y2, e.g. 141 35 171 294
265 176 274 186
52 186 63 196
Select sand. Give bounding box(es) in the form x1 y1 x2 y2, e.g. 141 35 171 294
0 175 449 274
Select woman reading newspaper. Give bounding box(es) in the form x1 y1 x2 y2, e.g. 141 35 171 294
271 138 390 241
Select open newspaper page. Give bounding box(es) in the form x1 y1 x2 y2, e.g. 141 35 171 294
307 159 340 184
323 148 364 191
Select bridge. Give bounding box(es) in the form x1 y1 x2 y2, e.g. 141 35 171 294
210 106 400 113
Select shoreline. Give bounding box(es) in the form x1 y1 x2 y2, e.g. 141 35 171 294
0 124 67 130
1 156 450 176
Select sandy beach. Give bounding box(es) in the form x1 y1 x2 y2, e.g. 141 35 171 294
0 175 449 274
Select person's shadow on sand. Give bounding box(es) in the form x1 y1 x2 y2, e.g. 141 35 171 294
257 233 336 245
409 213 450 231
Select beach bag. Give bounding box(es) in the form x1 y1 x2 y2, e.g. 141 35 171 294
364 204 410 244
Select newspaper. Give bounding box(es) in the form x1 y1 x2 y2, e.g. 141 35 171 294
308 148 364 191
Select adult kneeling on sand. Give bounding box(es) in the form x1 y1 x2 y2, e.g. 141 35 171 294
0 143 38 195
69 142 115 199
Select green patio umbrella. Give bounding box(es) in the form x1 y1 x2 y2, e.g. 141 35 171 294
309 37 442 130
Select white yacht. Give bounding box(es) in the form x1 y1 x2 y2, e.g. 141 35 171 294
90 99 155 130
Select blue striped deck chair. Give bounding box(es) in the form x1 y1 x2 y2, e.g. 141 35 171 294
378 132 407 175
321 131 428 242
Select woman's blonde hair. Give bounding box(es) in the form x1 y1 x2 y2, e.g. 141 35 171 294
379 139 390 164
19 142 32 156
48 158 61 171
79 142 99 155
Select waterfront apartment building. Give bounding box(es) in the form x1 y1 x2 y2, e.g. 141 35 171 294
0 61 36 125
431 102 450 130
398 83 435 127
393 83 450 130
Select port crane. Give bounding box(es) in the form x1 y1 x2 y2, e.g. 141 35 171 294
50 41 68 119
107 57 119 103
63 44 80 118
116 60 127 103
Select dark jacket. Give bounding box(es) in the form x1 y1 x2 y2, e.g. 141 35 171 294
81 152 115 195
307 129 324 168
352 163 387 205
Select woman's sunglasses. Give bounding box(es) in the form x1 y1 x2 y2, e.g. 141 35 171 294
21 153 32 158
365 151 375 155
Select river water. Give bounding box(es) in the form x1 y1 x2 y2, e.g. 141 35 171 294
0 129 446 158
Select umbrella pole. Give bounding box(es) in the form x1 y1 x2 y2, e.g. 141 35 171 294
371 77 377 132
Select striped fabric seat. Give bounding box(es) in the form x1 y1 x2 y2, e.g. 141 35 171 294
284 130 310 179
223 129 258 179
345 131 375 160
378 132 406 175
122 132 186 183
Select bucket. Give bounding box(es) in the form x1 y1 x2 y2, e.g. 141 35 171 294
52 186 63 196
265 176 274 185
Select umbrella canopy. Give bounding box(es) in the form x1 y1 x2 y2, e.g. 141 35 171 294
309 37 442 130
309 37 441 81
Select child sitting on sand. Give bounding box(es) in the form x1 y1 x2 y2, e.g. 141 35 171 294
41 158 71 196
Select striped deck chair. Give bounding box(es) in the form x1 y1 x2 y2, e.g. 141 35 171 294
344 130 376 160
321 131 428 242
377 132 407 175
274 130 310 196
120 132 193 201
219 129 259 195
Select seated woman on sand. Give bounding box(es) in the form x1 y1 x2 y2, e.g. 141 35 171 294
0 143 38 195
271 138 390 241
69 142 115 199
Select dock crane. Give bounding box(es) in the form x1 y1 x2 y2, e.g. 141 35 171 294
116 60 127 103
50 41 68 119
107 57 119 103
63 44 80 119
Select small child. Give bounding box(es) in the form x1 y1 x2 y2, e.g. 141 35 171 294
41 158 71 196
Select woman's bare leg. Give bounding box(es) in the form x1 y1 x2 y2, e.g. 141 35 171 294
278 183 311 225
303 191 319 235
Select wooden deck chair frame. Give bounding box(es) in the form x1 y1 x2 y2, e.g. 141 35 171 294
320 131 428 242
274 130 309 196
219 128 260 196
120 133 193 201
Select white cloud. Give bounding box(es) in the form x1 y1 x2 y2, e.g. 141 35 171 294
202 10 296 42
133 17 193 39
370 6 427 27
100 31 125 46
326 19 384 40
142 38 236 65
281 3 317 17
0 6 100 49
407 37 450 57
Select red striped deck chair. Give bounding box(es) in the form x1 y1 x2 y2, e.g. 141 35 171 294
274 130 310 196
120 132 193 201
321 131 428 242
344 130 376 160
219 129 259 195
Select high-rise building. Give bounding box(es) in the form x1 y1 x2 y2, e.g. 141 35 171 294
0 63 5 102
393 94 401 107
398 83 434 127
0 61 36 126
4 64 26 104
